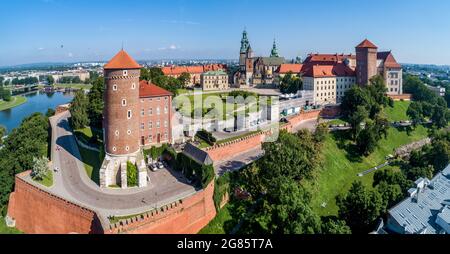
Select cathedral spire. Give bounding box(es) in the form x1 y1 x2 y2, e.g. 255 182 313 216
270 39 279 57
240 29 250 53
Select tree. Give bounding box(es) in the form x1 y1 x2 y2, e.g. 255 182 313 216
321 217 352 234
47 75 55 85
355 120 379 156
373 169 411 191
431 105 449 129
177 72 191 88
46 108 55 117
87 77 104 128
0 125 5 146
376 181 403 212
258 130 321 189
243 177 322 234
140 68 151 81
31 156 49 180
407 102 424 127
348 106 368 140
0 113 48 208
69 90 90 129
313 123 329 144
336 181 384 234
279 72 302 94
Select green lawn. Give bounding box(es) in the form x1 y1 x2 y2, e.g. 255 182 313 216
78 146 101 185
304 125 429 216
384 100 411 122
0 217 22 234
0 96 27 111
199 204 234 234
54 83 92 90
33 170 54 187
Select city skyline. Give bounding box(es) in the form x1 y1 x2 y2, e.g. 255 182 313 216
2 0 450 66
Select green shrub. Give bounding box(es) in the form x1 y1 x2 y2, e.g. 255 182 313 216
126 161 138 187
196 129 217 145
213 173 231 211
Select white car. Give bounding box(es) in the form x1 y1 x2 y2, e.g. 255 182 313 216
150 163 159 172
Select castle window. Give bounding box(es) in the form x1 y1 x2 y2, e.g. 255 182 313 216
115 130 119 136
132 83 136 89
164 106 168 114
112 147 117 152
127 110 132 119
141 109 144 116
164 121 168 128
127 130 131 135
123 70 128 76
149 108 152 115
141 123 144 130
156 121 160 128
113 84 118 91
149 121 152 129
156 107 160 115
149 135 153 142
122 99 127 106
125 146 129 151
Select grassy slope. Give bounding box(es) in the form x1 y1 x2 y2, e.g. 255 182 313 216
0 96 27 111
384 100 411 122
75 127 102 184
305 126 428 216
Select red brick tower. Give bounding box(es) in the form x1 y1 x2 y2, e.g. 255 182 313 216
356 39 378 86
103 50 141 156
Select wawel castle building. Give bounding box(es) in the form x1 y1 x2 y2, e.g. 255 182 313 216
290 39 402 105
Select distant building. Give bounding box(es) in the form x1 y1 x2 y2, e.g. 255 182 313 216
425 84 446 97
161 64 227 87
376 164 450 234
200 70 229 91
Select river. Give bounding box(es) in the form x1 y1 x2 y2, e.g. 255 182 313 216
0 91 74 133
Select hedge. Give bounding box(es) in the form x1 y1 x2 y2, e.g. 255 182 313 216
126 161 138 187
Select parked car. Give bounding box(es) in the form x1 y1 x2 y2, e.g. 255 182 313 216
157 162 164 169
150 163 159 172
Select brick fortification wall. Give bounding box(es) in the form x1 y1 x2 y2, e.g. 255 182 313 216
205 110 321 164
106 181 216 234
388 94 412 101
7 171 102 234
8 171 215 234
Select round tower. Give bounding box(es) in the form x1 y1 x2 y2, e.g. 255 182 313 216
103 50 141 156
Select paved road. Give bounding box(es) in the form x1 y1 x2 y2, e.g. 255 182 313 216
38 111 197 223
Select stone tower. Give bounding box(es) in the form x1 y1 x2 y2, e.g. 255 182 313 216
356 39 378 86
103 50 141 156
239 29 250 72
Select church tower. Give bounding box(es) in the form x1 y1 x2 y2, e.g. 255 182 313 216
239 29 250 72
270 39 279 57
356 39 378 86
103 50 141 156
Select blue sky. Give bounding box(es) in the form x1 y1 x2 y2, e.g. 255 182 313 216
1 0 450 66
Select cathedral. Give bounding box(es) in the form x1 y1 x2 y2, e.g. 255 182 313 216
234 30 286 87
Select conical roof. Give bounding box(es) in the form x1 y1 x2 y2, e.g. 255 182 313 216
356 39 378 49
104 50 141 70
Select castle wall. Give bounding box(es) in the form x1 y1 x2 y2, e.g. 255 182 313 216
7 172 102 234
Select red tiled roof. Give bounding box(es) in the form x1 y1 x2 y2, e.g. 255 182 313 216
303 53 355 65
356 39 378 49
303 63 355 78
104 50 141 70
377 51 402 68
161 64 227 76
277 64 303 74
139 80 172 98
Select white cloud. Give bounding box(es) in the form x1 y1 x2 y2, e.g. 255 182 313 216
68 52 73 58
158 44 180 51
38 47 45 51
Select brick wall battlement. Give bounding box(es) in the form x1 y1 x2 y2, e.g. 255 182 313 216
8 171 102 234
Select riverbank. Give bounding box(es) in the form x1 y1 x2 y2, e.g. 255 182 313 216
54 83 92 90
0 96 27 111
